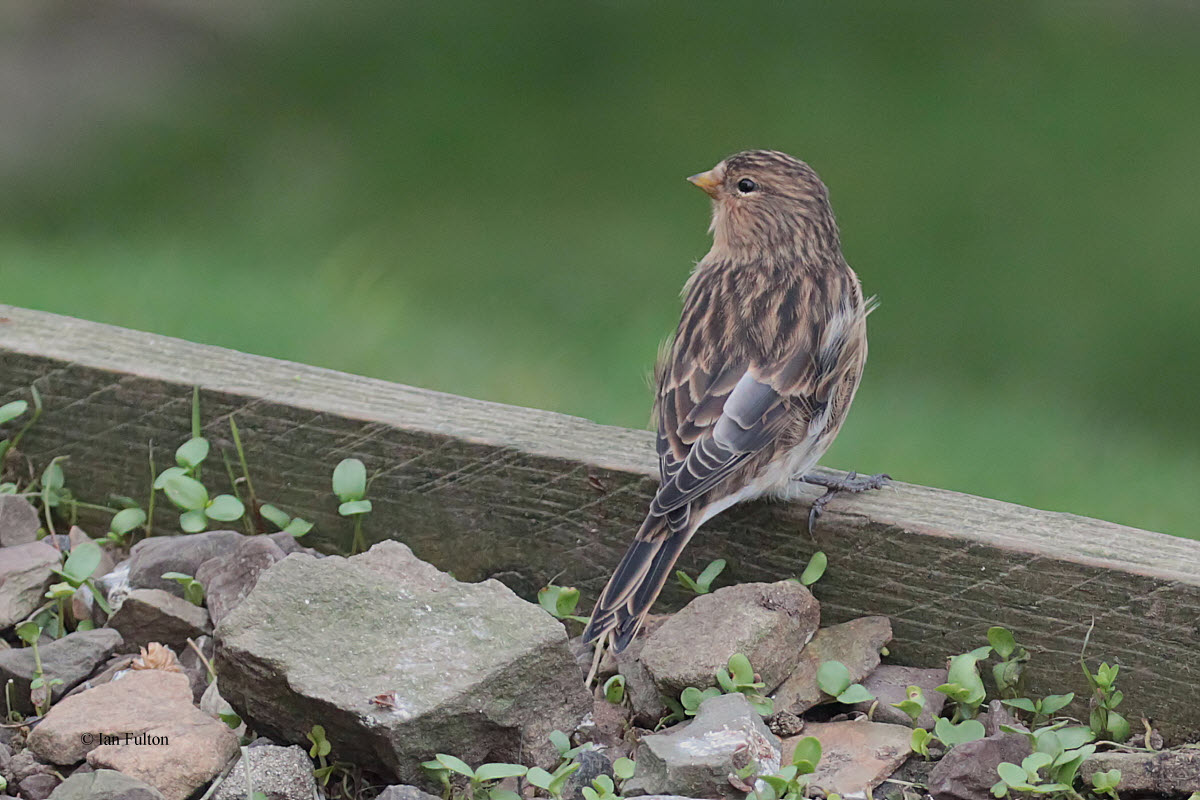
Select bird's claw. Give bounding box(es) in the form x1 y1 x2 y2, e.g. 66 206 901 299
801 471 891 537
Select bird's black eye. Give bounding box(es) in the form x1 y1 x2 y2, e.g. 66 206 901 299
736 178 758 194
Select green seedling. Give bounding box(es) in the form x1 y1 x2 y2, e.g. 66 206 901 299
332 458 372 554
676 653 774 718
39 458 72 533
892 684 926 725
750 736 822 800
162 572 206 606
16 621 62 716
816 660 874 705
613 758 635 781
538 584 589 624
1090 768 1122 800
421 753 527 800
988 626 1030 699
798 550 828 586
675 558 726 594
1001 693 1074 729
580 775 620 800
305 725 355 788
602 674 626 705
0 385 42 464
1082 660 1130 742
525 761 581 800
548 729 579 760
937 645 992 720
717 653 774 715
933 716 986 748
910 727 934 758
991 722 1096 798
259 504 314 537
44 539 113 634
155 468 244 533
102 506 147 547
679 685 722 716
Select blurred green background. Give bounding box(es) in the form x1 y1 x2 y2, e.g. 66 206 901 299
2 2 1197 538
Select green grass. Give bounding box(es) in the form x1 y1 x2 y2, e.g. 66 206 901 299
1 2 1196 537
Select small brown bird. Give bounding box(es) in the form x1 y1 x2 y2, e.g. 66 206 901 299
583 149 887 652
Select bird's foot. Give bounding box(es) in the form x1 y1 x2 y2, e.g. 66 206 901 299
799 471 891 536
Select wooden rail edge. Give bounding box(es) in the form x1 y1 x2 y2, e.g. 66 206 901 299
1 304 1197 740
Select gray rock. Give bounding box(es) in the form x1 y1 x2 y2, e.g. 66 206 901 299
771 616 892 715
630 582 819 720
8 748 54 782
0 540 61 627
18 773 60 800
625 693 781 800
852 665 947 728
374 787 441 800
0 628 124 715
212 745 317 800
215 541 592 783
0 495 40 546
927 732 1031 800
104 588 210 652
47 769 165 800
980 699 1025 737
1079 748 1200 794
126 531 243 597
614 623 670 723
567 749 613 800
265 532 318 558
195 536 287 626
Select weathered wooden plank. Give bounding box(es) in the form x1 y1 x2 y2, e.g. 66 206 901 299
1 304 1198 740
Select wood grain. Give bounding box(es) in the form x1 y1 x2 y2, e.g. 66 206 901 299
2 304 1198 740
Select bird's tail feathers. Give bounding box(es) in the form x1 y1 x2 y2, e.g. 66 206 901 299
583 514 697 651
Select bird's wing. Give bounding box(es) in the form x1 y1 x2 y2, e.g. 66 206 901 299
651 287 864 523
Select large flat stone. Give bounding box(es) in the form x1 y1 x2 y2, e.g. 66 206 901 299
0 628 123 715
27 669 239 800
634 581 820 703
215 541 591 783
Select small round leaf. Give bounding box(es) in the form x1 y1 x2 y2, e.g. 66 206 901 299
175 437 210 469
332 458 368 501
163 474 209 510
110 507 147 535
205 494 245 521
179 509 208 533
0 400 28 425
338 499 372 516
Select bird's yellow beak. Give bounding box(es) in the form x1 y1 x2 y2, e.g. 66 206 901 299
687 169 722 198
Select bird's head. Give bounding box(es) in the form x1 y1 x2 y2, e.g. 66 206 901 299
688 149 840 261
